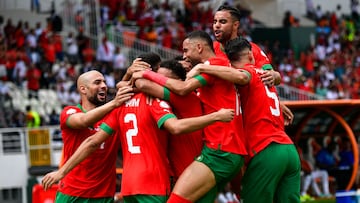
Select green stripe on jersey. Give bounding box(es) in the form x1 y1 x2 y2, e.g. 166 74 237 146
240 69 251 79
100 123 114 135
163 87 170 101
262 64 273 70
158 114 176 128
194 75 207 86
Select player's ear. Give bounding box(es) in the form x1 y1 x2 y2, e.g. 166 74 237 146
248 51 252 60
233 20 240 30
248 51 254 63
79 85 86 94
197 43 203 53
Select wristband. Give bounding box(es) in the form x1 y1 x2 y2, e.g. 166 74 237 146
143 70 168 86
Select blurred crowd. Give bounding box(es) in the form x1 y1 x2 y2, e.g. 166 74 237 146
98 0 360 100
1 0 360 128
278 2 360 99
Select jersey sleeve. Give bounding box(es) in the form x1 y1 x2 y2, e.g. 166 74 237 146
163 87 171 101
99 108 120 135
212 42 229 60
238 66 253 82
149 98 176 128
194 73 214 86
60 106 81 129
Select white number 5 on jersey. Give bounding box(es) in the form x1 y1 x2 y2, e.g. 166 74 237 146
265 86 280 116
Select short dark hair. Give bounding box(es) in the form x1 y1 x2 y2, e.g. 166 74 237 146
159 60 187 81
217 4 241 22
186 30 214 53
225 37 252 62
137 52 161 71
173 55 184 61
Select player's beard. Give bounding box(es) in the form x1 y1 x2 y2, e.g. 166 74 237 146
216 30 232 44
88 93 107 107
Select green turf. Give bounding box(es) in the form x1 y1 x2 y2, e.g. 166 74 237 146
303 198 336 203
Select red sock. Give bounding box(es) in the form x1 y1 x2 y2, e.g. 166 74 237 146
167 193 192 203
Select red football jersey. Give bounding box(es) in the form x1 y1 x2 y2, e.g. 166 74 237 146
236 64 293 158
164 89 204 178
100 93 175 196
59 104 119 198
194 57 247 155
213 41 273 70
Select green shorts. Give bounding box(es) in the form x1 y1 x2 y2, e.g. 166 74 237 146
240 143 301 203
195 145 244 203
196 145 244 184
55 191 114 203
123 194 167 203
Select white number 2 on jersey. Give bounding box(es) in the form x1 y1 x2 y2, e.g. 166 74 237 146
124 113 141 154
264 86 280 116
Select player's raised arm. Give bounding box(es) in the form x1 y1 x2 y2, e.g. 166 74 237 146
41 129 111 190
163 108 235 135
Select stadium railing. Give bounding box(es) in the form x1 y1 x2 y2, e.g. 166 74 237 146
276 84 324 101
0 125 61 203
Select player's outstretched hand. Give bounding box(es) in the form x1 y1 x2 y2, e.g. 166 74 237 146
215 108 235 122
41 171 63 191
281 103 294 126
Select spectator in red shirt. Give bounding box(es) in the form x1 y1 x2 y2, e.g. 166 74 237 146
44 36 56 70
26 63 42 99
135 0 147 20
0 51 7 81
136 27 147 41
123 1 135 21
38 29 49 51
300 48 316 77
54 34 64 61
82 42 96 64
14 21 25 49
161 27 173 49
5 45 17 81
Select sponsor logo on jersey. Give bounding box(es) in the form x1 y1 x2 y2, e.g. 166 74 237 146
66 108 77 115
196 154 203 161
159 101 170 109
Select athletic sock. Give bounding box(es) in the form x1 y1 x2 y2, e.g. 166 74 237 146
167 193 192 203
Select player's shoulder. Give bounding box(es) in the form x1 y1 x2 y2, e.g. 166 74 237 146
61 105 82 116
249 41 260 49
208 56 229 66
242 64 256 72
153 97 171 108
213 41 220 47
133 93 170 109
